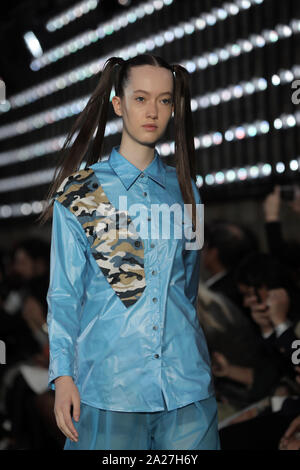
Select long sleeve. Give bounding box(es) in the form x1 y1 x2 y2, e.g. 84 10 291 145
183 179 202 309
47 199 88 391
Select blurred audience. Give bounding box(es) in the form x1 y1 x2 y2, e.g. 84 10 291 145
0 237 64 449
263 185 300 288
197 282 287 412
212 185 300 449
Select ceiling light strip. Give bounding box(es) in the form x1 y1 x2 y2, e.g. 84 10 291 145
46 0 100 32
11 2 300 113
39 0 174 69
34 0 260 71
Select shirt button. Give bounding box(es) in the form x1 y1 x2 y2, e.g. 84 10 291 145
92 182 98 188
147 217 151 221
140 173 144 178
135 240 141 247
154 354 160 359
153 325 158 330
152 270 156 276
152 297 157 303
143 192 147 197
150 243 155 248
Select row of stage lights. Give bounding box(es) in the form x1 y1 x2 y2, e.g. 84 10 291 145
46 0 99 32
33 0 263 71
46 0 265 34
0 63 298 142
4 18 299 113
0 108 299 192
195 158 300 187
41 0 174 68
0 155 299 219
1 0 271 112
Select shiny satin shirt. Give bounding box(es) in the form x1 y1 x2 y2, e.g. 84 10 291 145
46 145 215 411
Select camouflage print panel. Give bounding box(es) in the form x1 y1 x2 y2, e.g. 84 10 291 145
55 168 146 308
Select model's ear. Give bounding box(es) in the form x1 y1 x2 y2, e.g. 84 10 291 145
111 95 122 117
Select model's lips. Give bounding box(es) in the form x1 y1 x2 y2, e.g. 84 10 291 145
142 125 158 131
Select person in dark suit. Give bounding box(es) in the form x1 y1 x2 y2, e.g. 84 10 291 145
202 220 259 313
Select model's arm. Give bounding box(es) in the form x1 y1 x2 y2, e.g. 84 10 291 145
47 199 88 391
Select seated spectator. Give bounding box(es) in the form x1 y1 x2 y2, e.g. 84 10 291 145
202 220 259 314
219 363 300 450
263 185 300 288
197 282 286 412
0 237 50 369
216 250 300 450
0 237 60 449
279 399 300 450
234 251 300 378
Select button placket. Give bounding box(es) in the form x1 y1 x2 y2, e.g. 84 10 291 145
140 174 161 359
142 180 161 360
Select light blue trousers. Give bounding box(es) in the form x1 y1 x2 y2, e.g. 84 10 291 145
64 395 221 450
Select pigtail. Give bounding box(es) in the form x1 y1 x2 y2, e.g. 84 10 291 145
172 64 198 233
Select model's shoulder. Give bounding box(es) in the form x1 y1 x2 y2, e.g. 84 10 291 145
55 167 94 196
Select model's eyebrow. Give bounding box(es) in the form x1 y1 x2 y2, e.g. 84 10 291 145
133 89 173 96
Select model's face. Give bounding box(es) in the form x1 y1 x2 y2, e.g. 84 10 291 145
112 65 174 146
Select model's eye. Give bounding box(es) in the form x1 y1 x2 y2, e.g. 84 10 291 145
135 97 172 104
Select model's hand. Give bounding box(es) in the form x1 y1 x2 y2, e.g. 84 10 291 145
54 376 80 442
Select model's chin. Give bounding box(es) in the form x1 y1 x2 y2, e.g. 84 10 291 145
141 128 162 140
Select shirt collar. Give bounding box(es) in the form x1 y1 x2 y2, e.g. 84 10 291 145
108 145 166 190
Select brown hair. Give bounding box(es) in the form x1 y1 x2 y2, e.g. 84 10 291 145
36 54 198 229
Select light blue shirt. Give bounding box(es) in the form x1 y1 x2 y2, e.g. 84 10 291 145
46 145 215 411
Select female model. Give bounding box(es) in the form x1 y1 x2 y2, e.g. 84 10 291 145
39 54 221 450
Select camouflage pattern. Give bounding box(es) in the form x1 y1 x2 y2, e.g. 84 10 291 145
55 168 146 308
